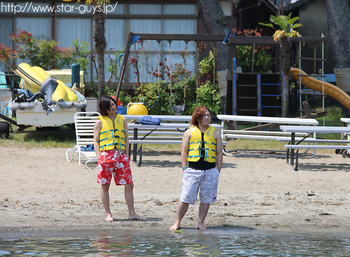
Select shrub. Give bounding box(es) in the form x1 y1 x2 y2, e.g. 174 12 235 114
136 80 171 115
0 44 17 71
0 29 90 72
196 50 222 115
195 81 221 115
107 45 223 116
106 50 124 84
233 28 275 73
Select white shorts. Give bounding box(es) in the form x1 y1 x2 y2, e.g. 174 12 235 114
180 167 220 204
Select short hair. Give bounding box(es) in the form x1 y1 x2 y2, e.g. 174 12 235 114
98 96 117 116
190 106 211 126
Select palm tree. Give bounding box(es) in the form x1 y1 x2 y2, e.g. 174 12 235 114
79 0 108 100
260 14 302 116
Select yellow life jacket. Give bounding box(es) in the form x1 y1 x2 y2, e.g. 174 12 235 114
188 125 216 163
98 114 126 151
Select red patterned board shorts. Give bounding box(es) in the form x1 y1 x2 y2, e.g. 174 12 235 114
97 150 133 185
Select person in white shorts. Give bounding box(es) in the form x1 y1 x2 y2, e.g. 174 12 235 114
170 106 223 231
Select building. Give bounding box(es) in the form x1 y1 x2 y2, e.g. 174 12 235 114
283 0 333 74
0 0 281 90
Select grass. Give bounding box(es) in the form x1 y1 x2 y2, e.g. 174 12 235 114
0 125 76 148
315 106 343 126
314 105 344 140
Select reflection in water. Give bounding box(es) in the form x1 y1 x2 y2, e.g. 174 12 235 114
1 229 350 256
91 230 133 256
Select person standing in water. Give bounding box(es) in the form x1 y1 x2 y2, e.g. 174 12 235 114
94 96 145 222
170 106 223 231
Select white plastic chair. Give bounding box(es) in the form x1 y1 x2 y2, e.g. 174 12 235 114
66 112 100 167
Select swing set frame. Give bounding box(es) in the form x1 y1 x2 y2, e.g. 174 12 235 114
115 32 226 114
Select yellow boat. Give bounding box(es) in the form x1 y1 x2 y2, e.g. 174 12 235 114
16 63 78 102
10 63 87 127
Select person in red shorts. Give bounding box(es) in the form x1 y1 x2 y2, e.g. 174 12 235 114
94 96 145 222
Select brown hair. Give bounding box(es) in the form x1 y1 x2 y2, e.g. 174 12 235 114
98 96 117 116
190 106 211 126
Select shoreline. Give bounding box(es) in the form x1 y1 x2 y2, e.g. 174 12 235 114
1 146 350 237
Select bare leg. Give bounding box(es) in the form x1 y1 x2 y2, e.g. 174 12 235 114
198 203 210 231
101 184 113 222
124 183 146 220
169 201 189 231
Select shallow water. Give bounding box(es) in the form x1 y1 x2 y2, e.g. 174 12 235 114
1 228 350 256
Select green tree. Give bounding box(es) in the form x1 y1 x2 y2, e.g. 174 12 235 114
1 29 89 71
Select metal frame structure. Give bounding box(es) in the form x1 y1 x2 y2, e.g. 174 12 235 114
226 35 327 116
115 32 227 101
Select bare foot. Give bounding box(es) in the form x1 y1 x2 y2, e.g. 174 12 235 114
169 223 180 232
128 213 146 221
197 224 207 231
105 214 114 222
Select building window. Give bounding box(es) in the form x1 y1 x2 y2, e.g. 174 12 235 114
17 17 50 41
57 18 91 48
0 1 197 87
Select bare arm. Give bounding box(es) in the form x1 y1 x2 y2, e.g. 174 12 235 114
214 130 223 172
123 117 129 157
181 129 191 169
94 119 102 159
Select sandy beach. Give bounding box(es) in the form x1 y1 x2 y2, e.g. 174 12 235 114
1 145 350 237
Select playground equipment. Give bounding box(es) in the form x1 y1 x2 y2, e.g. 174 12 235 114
225 35 328 116
290 68 350 110
295 36 328 118
232 72 284 116
115 33 225 114
114 33 330 117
